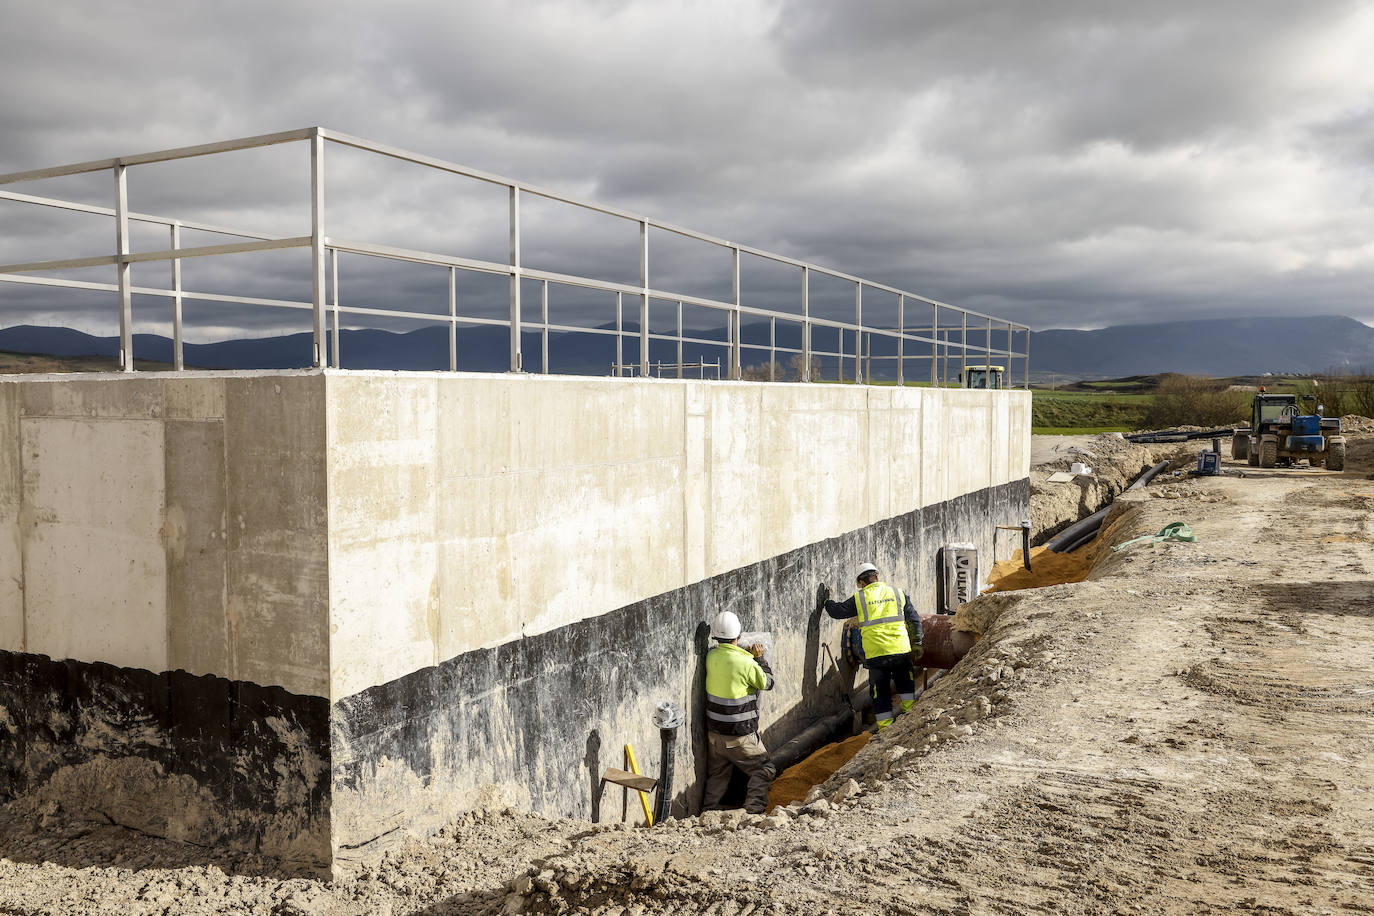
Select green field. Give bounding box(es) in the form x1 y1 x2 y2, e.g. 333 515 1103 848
1031 389 1151 434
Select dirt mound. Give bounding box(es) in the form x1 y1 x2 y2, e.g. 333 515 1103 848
1028 433 1197 543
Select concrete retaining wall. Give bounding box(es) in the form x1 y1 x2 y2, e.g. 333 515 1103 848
0 373 330 867
0 369 1029 872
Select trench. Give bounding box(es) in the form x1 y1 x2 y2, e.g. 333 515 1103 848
756 458 1178 809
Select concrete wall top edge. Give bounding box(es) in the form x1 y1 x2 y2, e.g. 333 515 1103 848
0 368 327 385
1 368 1034 404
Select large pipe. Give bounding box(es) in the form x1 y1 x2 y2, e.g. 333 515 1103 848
770 704 857 773
918 614 976 669
769 669 951 774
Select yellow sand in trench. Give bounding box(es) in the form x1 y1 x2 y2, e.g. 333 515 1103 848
766 731 871 812
986 543 1097 592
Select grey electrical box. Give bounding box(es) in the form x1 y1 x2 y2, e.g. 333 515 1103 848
938 543 979 615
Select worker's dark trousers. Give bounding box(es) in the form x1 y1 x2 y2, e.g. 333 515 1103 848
868 653 916 729
703 731 776 814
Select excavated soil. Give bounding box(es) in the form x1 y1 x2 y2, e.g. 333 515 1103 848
3 433 1374 914
1028 433 1203 543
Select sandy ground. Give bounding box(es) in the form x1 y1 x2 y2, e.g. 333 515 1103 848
3 435 1374 914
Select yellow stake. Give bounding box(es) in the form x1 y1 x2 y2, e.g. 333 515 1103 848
624 743 654 827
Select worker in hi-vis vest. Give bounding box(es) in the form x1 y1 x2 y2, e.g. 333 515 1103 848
703 610 777 813
820 562 924 731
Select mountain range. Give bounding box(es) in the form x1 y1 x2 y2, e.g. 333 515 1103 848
2 315 1372 379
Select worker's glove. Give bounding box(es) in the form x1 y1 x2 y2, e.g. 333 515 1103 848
815 582 831 613
910 644 924 662
749 643 766 659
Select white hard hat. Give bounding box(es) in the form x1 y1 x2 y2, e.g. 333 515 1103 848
856 563 879 578
711 611 742 640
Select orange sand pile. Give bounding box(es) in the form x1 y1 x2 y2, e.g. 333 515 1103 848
987 543 1097 592
766 731 871 812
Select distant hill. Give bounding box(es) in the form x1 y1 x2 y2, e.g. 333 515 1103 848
1031 315 1374 378
3 314 1372 380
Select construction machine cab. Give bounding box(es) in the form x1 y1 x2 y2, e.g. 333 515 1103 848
1250 393 1317 432
961 365 1006 390
1252 394 1301 430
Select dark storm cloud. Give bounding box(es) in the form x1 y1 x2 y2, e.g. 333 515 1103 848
1 0 1372 342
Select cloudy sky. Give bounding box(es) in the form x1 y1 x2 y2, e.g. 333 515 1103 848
2 0 1372 342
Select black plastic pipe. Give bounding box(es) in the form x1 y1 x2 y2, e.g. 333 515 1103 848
1060 526 1100 554
1125 426 1234 444
655 726 676 824
770 670 950 774
1045 459 1169 553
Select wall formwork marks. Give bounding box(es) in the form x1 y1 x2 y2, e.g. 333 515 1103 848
0 370 1030 872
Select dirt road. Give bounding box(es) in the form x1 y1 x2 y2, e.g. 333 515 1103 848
3 448 1373 914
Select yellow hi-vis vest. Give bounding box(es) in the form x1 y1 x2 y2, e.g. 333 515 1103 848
855 581 911 659
705 642 771 735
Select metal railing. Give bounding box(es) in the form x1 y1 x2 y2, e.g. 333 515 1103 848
0 127 1029 386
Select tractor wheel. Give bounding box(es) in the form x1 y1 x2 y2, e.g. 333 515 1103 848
1231 434 1249 461
1327 440 1346 471
1260 438 1277 468
1247 440 1260 467
1311 455 1325 468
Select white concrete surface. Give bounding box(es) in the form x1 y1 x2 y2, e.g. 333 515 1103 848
0 370 1029 704
0 372 330 698
325 373 1031 700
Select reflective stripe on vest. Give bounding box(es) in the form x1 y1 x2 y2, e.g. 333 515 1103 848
705 704 759 724
856 582 911 658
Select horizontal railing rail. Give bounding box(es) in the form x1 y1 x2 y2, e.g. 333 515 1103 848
0 127 1030 385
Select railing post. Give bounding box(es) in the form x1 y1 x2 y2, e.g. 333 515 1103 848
801 265 811 382
114 164 132 372
331 249 341 368
615 291 623 375
769 317 776 381
676 300 684 380
448 266 457 371
986 316 992 371
639 220 650 377
1007 321 1014 385
961 311 968 385
930 303 938 386
854 282 863 384
170 222 183 371
310 131 326 368
730 246 741 380
542 279 550 374
508 185 522 372
897 294 904 387
1024 325 1031 389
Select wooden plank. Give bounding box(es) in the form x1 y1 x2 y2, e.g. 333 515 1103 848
601 767 657 793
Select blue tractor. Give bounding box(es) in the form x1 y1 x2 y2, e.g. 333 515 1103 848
1231 393 1345 470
